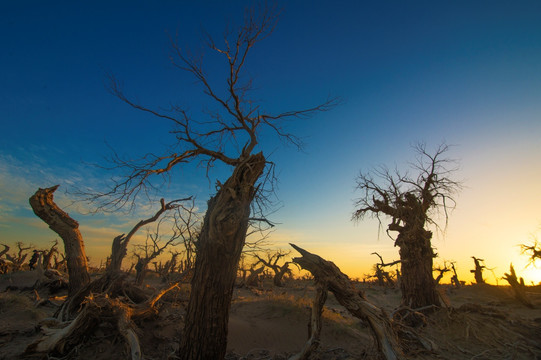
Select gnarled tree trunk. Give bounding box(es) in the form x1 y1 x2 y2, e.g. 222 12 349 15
29 185 90 296
396 227 439 308
179 153 265 360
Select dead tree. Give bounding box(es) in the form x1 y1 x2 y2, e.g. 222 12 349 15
353 143 461 308
172 200 200 274
503 264 534 308
108 197 189 275
5 242 32 271
290 244 405 360
0 244 9 258
41 240 59 270
254 250 292 287
521 238 541 267
470 256 486 284
244 265 265 288
0 244 12 274
154 251 180 281
371 252 400 286
82 5 336 359
133 223 180 285
29 185 90 296
450 261 461 288
53 253 67 272
434 262 451 285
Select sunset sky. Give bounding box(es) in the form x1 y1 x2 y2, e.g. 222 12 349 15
1 1 540 284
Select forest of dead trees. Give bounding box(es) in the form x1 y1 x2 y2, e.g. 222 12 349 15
1 5 541 360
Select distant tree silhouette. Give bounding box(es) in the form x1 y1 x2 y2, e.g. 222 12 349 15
254 249 293 287
353 143 461 308
370 252 400 286
521 234 541 267
470 256 486 284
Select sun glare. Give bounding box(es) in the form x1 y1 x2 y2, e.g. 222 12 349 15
520 266 541 286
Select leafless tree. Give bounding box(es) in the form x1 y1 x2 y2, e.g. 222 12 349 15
433 261 451 285
370 252 400 286
503 263 533 308
449 261 461 288
0 244 10 259
470 256 486 284
520 235 541 267
108 197 189 275
4 242 32 271
353 143 461 308
153 250 181 281
40 240 59 270
82 5 336 359
171 199 200 274
254 249 292 287
133 219 182 285
0 244 11 274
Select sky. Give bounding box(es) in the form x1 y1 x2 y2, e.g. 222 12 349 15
1 1 540 284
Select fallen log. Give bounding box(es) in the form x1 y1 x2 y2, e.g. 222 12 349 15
290 243 405 360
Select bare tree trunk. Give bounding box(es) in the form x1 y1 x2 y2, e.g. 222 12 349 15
290 243 405 360
273 263 290 287
134 258 150 286
470 257 486 284
397 228 440 308
29 186 90 296
503 264 534 308
245 266 265 287
290 282 327 360
179 153 265 360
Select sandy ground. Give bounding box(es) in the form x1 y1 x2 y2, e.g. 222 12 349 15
1 271 541 359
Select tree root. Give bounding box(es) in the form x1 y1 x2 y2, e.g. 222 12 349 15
25 281 182 359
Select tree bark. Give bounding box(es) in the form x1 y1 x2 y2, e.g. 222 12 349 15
179 153 265 360
29 186 90 296
290 243 405 360
396 227 440 308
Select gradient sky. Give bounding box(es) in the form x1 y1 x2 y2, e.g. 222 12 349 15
1 1 540 284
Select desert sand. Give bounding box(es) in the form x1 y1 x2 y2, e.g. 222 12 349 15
1 270 540 359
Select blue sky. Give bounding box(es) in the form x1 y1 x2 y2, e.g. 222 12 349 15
1 1 541 282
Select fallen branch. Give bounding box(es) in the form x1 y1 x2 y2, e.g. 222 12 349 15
290 243 405 360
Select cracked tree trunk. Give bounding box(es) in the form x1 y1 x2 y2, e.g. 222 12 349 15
179 153 265 360
29 186 90 297
396 227 440 308
290 243 405 360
